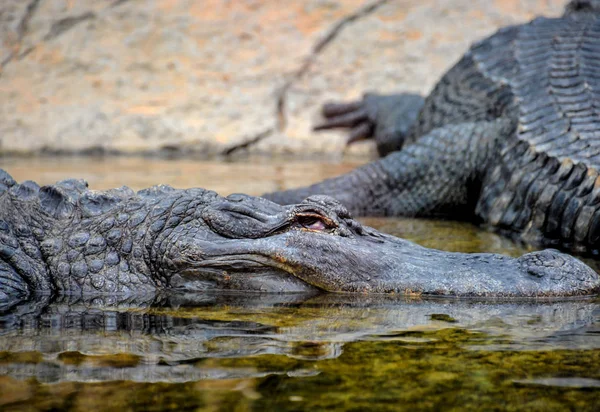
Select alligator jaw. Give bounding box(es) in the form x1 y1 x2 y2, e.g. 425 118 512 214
167 227 600 297
279 230 600 297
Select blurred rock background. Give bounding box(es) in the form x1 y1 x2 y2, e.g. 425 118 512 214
0 0 564 158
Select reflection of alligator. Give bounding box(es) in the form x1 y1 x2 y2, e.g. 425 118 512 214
1 169 599 300
265 2 600 254
0 293 598 383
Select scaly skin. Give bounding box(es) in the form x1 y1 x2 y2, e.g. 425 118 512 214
265 2 600 254
0 169 598 303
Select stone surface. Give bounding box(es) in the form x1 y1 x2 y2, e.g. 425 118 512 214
0 0 565 156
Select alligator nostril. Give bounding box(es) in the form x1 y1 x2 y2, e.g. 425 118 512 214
518 249 569 278
517 249 599 286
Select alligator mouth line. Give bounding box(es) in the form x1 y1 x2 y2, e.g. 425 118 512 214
176 252 302 278
173 251 321 293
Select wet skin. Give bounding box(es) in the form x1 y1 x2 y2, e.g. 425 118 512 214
1 169 598 302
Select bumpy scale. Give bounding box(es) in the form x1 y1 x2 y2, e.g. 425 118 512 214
0 169 598 305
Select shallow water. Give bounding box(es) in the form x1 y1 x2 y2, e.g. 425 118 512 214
1 157 599 411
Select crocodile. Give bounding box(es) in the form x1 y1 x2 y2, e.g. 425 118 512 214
265 1 600 254
0 168 598 303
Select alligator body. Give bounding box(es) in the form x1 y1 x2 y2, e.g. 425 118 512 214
0 169 598 302
265 1 600 254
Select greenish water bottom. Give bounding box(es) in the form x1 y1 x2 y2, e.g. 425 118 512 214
2 330 599 411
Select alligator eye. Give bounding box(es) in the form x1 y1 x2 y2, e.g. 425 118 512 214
298 215 328 231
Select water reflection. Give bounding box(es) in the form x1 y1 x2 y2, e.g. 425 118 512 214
1 292 598 385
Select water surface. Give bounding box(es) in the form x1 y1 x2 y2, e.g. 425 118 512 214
1 157 599 411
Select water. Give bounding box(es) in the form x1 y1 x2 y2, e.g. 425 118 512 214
1 157 599 411
1 156 360 195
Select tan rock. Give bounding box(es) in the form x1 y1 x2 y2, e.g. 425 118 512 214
0 0 565 156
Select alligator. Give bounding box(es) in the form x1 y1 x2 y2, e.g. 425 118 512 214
265 1 600 254
0 168 598 302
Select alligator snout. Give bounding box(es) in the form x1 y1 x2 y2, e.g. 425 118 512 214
517 249 600 295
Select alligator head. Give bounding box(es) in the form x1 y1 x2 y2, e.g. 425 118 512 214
162 194 600 297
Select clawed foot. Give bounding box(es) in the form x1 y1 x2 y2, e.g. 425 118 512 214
314 99 375 145
313 93 425 156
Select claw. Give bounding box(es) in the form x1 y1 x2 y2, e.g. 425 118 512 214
313 108 369 130
346 122 374 145
322 101 363 117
